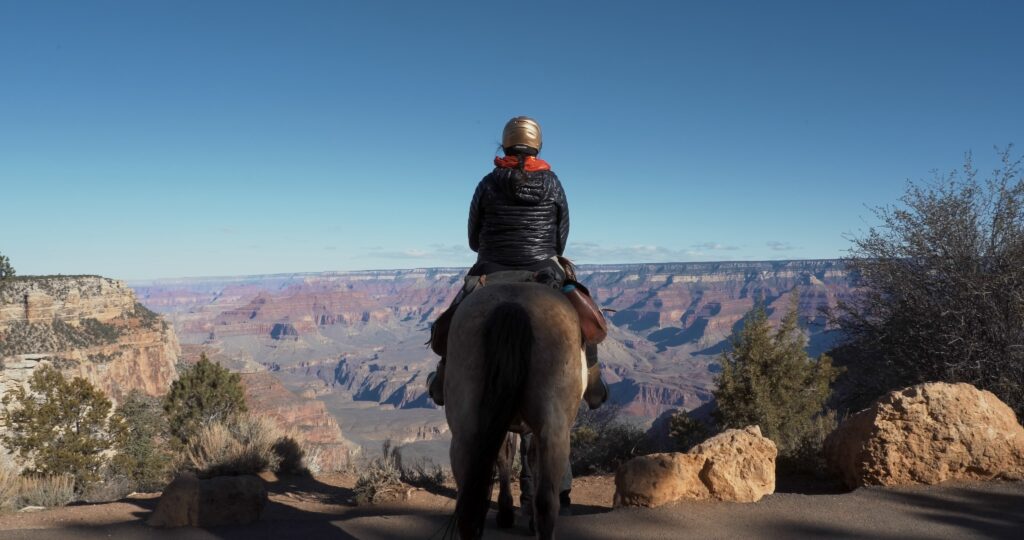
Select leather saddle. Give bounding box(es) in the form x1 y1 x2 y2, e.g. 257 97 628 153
429 270 607 357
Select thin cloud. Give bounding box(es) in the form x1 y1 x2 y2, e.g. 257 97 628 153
567 242 710 263
367 244 474 260
691 242 739 251
766 241 798 251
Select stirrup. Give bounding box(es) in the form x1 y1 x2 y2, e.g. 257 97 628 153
427 370 445 406
583 373 608 410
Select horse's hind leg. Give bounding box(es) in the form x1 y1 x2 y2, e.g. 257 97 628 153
495 433 517 528
533 426 571 540
450 430 490 539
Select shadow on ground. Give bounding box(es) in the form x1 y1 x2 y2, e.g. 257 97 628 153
7 476 1023 540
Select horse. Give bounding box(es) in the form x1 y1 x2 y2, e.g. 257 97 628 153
444 280 587 539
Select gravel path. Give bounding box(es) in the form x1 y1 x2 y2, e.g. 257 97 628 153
1 475 1021 539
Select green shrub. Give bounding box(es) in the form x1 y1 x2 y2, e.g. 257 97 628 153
838 148 1024 415
163 354 247 444
714 294 840 467
1 365 114 490
0 253 14 280
570 404 649 475
110 390 175 492
667 409 709 452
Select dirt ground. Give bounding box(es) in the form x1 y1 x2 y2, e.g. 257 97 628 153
1 473 1022 539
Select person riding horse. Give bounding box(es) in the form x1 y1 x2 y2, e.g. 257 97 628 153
427 116 608 410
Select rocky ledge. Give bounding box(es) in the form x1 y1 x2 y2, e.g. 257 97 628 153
0 275 180 403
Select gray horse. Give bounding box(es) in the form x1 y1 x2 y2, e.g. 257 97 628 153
445 281 586 539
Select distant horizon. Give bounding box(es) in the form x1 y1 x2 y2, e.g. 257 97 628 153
5 256 849 284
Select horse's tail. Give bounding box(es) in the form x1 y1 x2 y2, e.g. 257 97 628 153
455 302 532 539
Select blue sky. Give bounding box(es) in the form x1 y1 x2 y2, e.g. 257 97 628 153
1 1 1022 280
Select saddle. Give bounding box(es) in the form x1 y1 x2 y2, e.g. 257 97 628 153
428 269 607 357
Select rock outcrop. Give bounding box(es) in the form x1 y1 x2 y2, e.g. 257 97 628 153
148 473 267 528
825 382 1024 489
614 426 777 507
0 276 179 404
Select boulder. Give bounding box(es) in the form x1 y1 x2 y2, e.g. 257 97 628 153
691 425 777 502
613 452 708 507
148 473 268 528
825 382 1024 489
614 426 777 507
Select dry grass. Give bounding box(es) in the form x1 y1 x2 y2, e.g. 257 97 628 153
353 440 407 505
1 458 75 511
16 474 76 508
185 413 318 478
351 440 448 504
401 458 448 490
0 457 19 510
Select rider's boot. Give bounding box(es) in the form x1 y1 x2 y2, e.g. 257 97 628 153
427 357 446 406
582 344 608 410
425 275 486 408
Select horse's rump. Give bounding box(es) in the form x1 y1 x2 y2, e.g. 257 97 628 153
445 282 583 539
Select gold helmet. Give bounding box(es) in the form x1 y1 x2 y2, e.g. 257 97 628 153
501 116 542 154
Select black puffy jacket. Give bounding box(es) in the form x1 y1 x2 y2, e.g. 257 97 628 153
468 167 570 267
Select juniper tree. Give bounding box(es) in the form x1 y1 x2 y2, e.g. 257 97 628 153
0 253 14 280
714 294 839 461
667 409 708 452
110 390 174 491
163 354 247 444
1 365 113 489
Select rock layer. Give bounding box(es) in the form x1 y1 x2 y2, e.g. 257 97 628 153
0 276 179 404
825 382 1024 489
240 372 352 471
614 426 777 507
132 260 852 422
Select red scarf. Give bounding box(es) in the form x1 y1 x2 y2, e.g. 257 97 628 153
493 155 551 172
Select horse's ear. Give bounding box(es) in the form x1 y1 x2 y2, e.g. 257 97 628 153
558 256 577 281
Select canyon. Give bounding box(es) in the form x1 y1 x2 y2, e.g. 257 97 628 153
0 276 351 469
130 259 855 460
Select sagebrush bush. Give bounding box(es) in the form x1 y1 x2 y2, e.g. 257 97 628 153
570 404 649 475
186 414 289 477
81 473 133 503
17 475 76 508
353 440 406 505
0 457 19 510
400 458 448 490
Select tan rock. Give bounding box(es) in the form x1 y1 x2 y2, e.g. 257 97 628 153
148 473 199 528
0 276 180 405
149 473 268 528
692 425 777 502
825 382 1024 489
614 426 777 507
614 452 708 507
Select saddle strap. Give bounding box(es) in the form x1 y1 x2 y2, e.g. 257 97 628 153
562 279 607 346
